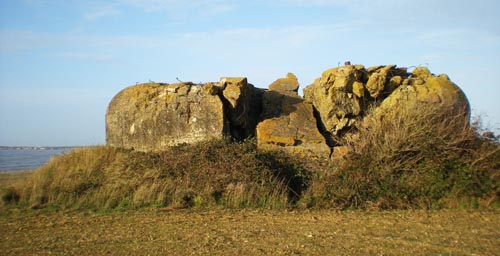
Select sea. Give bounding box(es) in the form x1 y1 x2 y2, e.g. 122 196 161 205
0 147 74 172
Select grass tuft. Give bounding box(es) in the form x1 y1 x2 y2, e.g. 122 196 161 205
1 106 498 211
6 138 307 210
302 104 500 209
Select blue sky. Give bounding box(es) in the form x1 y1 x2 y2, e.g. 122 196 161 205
0 0 499 146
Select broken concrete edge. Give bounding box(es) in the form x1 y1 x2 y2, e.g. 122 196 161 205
106 64 470 162
105 75 334 160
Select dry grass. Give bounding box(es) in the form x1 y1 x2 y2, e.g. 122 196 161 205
303 104 500 209
1 105 499 211
0 171 33 189
0 171 33 207
1 208 499 255
1 103 500 255
2 139 307 210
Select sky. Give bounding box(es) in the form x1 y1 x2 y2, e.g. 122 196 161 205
0 0 499 146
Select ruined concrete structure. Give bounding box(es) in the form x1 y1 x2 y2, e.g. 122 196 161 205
106 64 470 160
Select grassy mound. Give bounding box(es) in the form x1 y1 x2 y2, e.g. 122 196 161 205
1 106 499 211
2 139 308 210
302 105 500 209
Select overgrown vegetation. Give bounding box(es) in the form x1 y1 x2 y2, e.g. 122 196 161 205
1 139 308 210
302 105 500 209
1 105 499 211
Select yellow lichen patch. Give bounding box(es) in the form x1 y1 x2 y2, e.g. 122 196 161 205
412 66 431 78
366 72 386 98
352 81 365 98
106 81 227 151
256 119 296 146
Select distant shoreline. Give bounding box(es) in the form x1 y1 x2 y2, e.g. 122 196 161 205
0 169 34 174
0 146 77 150
0 148 75 172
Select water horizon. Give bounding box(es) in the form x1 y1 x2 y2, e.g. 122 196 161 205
0 147 75 172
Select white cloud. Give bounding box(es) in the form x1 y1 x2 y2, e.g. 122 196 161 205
0 30 54 52
48 52 115 62
0 21 358 59
20 0 237 22
0 29 172 53
275 0 350 5
83 2 122 21
416 29 500 50
279 0 499 32
77 0 237 21
173 23 354 52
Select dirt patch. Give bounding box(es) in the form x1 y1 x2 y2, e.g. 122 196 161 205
1 209 499 255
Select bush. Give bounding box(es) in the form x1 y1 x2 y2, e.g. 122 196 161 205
15 138 308 210
1 187 20 205
302 104 500 209
4 105 499 211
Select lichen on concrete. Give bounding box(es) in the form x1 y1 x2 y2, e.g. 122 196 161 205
106 64 470 161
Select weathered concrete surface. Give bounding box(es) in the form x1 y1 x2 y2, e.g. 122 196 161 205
303 65 368 145
106 65 470 161
106 82 227 151
302 64 468 146
256 75 331 160
268 73 300 95
377 67 470 116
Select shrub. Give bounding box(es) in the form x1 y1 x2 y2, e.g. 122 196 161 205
15 138 308 210
302 104 500 209
1 187 20 205
4 106 499 211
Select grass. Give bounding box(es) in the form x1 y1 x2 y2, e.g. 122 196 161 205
1 104 499 211
0 171 32 192
1 138 308 210
0 171 33 207
1 102 499 254
1 208 499 255
302 104 500 209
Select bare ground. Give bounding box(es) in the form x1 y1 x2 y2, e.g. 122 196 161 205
1 208 499 255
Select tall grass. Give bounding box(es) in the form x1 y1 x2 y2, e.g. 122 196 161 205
5 139 308 210
2 106 499 211
302 104 500 209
